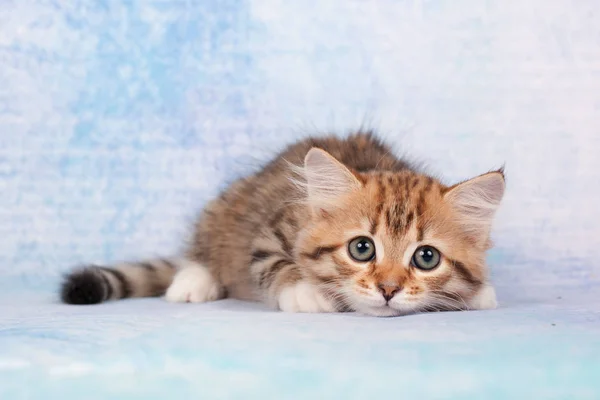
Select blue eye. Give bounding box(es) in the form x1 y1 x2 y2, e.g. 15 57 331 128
412 246 441 270
348 237 376 262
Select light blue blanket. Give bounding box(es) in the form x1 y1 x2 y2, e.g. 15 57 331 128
1 1 599 398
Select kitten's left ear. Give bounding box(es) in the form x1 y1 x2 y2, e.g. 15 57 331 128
444 170 505 238
304 148 362 212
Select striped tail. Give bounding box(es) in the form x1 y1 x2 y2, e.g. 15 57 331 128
60 258 184 305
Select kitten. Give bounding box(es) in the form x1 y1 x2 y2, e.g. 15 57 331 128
60 132 504 317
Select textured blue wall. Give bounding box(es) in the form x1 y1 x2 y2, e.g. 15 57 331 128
1 1 599 298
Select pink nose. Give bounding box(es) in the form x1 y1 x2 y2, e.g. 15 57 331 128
377 284 401 301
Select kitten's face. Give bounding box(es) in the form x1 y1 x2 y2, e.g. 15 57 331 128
297 149 504 317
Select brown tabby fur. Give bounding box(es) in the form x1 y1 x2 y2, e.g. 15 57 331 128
61 132 504 317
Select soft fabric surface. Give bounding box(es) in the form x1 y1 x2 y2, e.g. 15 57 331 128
1 1 599 398
1 283 599 399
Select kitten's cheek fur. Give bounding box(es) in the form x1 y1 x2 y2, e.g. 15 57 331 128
277 282 336 313
468 284 498 310
165 266 223 303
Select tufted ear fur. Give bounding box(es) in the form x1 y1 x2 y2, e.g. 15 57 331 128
303 148 362 213
444 170 505 242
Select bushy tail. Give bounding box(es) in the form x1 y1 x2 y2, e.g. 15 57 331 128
60 258 183 305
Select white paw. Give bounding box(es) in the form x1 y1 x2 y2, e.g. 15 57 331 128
277 282 335 313
165 267 221 303
469 284 498 310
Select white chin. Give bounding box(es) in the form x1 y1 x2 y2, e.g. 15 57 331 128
358 305 404 317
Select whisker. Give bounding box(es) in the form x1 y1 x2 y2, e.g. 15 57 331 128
426 293 468 311
428 289 471 310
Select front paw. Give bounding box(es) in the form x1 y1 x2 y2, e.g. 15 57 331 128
469 284 498 310
277 282 335 313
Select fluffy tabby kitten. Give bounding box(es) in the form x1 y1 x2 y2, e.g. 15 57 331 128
61 132 505 317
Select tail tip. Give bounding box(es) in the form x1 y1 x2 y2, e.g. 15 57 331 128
60 268 105 305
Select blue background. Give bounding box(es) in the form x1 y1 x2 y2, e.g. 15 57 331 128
1 1 599 398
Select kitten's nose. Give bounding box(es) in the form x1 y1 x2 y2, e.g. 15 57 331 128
378 284 401 302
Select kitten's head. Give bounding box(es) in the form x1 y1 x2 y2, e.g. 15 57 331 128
296 148 505 317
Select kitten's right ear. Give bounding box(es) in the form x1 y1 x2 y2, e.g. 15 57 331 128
443 170 505 241
304 148 362 212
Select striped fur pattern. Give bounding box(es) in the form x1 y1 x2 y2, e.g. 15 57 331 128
60 259 181 304
61 132 505 317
